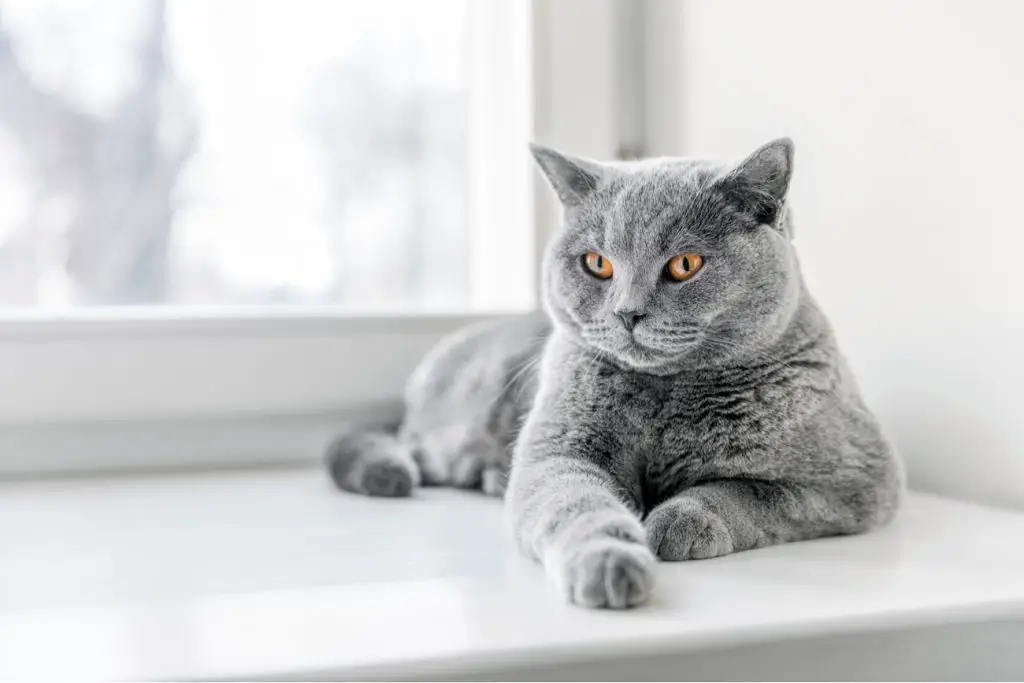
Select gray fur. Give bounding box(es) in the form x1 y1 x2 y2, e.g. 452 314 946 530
326 138 903 612
327 314 549 497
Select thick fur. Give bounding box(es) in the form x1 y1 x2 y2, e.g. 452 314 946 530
327 138 904 611
327 314 549 498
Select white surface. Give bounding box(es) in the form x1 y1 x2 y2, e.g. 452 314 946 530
644 0 1024 509
2 468 1023 680
531 0 629 252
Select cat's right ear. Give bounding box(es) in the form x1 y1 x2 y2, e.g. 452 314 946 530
529 143 607 208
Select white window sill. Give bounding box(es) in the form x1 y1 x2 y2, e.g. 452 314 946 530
2 468 1023 680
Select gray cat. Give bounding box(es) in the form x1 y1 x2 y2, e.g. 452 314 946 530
327 138 904 610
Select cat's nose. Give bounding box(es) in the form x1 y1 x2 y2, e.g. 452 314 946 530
616 309 646 331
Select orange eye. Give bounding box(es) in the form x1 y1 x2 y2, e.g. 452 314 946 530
583 252 614 279
666 253 704 281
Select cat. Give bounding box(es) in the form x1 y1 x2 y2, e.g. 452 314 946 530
327 310 549 498
326 138 904 610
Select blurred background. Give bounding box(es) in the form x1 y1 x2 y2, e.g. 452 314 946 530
0 0 472 309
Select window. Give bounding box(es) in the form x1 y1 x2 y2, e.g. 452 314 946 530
0 0 624 476
0 0 532 312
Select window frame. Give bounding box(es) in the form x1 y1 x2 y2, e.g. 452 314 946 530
0 0 635 476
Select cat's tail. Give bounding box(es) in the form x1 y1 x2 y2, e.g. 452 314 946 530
325 416 420 498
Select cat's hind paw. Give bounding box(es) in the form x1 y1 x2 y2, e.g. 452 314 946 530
558 539 655 609
645 498 734 561
327 431 419 498
358 460 416 497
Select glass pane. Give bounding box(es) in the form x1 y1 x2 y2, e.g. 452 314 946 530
0 0 470 308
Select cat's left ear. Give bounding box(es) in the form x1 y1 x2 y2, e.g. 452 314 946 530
715 137 794 227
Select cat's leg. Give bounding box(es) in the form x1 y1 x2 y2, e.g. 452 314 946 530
424 424 512 497
455 434 512 498
480 466 507 497
415 426 496 493
644 479 881 561
507 456 654 609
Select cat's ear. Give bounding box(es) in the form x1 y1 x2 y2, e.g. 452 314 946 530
715 137 794 226
529 143 609 208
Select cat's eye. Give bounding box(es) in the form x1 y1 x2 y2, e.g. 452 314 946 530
666 253 704 281
583 252 614 279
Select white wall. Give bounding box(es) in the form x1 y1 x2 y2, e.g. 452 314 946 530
533 0 635 250
646 0 1024 509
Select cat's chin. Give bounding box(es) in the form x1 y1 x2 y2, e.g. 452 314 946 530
605 340 690 374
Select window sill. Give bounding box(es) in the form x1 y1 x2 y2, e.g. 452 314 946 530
2 468 1023 680
0 312 513 476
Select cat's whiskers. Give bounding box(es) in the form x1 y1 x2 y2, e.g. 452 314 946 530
699 334 798 372
649 330 700 342
501 354 541 402
579 347 606 385
501 324 557 406
650 321 703 333
580 322 616 352
636 323 702 355
653 339 698 353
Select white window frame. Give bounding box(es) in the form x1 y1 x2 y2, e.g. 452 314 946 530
0 0 638 477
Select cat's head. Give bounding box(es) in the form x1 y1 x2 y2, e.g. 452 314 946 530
532 138 803 374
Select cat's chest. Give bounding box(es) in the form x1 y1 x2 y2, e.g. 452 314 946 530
584 370 794 504
572 364 804 465
578 367 773 427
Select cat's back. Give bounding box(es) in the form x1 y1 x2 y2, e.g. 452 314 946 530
404 311 551 430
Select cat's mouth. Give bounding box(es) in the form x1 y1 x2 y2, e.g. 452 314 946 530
616 336 684 367
611 325 713 368
631 329 701 355
577 319 701 369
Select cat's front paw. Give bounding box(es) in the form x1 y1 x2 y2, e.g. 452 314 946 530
559 539 655 609
645 498 734 561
